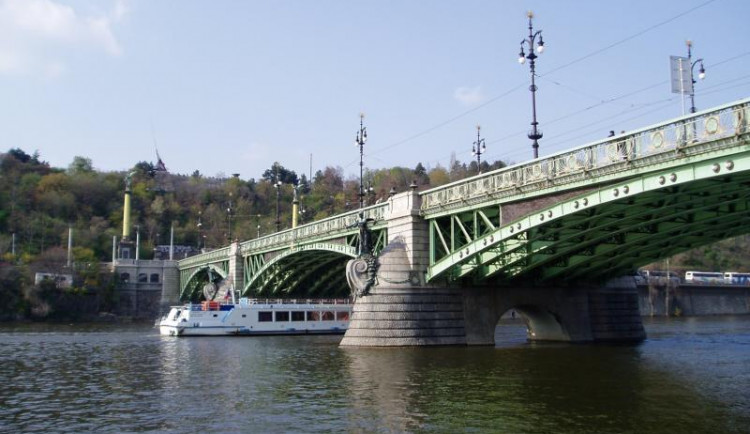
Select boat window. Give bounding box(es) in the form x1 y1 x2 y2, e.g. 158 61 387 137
258 311 272 322
150 273 160 283
242 314 246 318
275 311 290 322
120 273 130 283
306 311 320 321
138 273 147 283
322 311 334 321
336 312 349 321
291 311 305 321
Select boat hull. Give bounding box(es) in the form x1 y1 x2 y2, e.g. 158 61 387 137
158 299 351 337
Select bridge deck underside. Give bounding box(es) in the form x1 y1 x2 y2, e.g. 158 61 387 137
242 228 387 297
244 250 352 298
179 261 229 300
429 164 750 286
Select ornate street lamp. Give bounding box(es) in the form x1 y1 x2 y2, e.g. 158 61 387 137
365 181 375 206
518 11 545 159
472 124 486 174
686 40 706 113
274 171 282 232
226 198 233 242
354 113 368 209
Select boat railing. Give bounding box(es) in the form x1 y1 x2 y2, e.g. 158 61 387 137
240 298 351 306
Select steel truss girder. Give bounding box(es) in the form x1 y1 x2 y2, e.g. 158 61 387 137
564 215 750 281
428 206 500 265
253 252 348 297
527 178 749 278
426 150 750 284
243 243 356 295
543 197 750 282
478 180 748 283
179 262 229 300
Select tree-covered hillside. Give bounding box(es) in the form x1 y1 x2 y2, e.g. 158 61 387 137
0 148 507 264
1 146 749 275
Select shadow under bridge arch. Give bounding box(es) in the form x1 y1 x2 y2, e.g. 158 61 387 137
428 152 750 285
243 243 357 298
181 264 228 301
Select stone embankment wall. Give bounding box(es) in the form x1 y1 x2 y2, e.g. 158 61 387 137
638 284 750 316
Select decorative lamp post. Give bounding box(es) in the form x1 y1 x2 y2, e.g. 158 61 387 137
253 214 262 238
197 212 204 250
354 113 368 209
518 11 545 159
472 124 486 174
274 172 282 232
226 198 233 242
686 40 706 113
292 184 300 228
365 181 375 206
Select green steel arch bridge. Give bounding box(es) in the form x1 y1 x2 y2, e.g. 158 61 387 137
177 98 750 337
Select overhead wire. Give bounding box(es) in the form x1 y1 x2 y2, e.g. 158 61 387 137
344 0 725 174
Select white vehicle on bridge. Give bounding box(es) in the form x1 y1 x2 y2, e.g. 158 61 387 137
684 271 724 284
159 298 352 337
723 272 750 285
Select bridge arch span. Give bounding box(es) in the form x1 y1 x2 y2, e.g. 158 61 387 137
181 264 229 300
429 151 750 286
244 243 357 297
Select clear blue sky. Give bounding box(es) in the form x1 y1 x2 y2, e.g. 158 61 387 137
1 0 749 181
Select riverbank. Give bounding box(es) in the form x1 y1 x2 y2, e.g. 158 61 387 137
638 284 750 317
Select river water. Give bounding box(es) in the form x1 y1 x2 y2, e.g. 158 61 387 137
0 316 748 433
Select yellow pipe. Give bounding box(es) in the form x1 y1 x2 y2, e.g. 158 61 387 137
122 191 131 239
292 199 299 228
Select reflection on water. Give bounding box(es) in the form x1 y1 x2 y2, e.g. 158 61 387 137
0 317 748 433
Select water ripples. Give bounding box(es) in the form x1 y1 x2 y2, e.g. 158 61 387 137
1 318 749 432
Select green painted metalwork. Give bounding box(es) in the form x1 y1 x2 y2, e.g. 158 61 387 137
425 98 750 285
178 202 388 299
243 243 356 296
179 263 228 300
178 98 750 294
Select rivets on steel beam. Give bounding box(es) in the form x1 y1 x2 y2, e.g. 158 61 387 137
483 239 487 246
712 163 721 173
466 248 470 256
459 251 463 258
726 160 735 170
517 223 522 230
574 200 579 209
669 173 677 182
548 210 553 218
510 226 514 233
582 198 588 206
613 188 619 197
539 213 545 221
490 236 494 242
658 175 666 185
623 186 629 194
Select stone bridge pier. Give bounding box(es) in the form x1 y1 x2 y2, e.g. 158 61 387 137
460 278 645 344
341 190 645 347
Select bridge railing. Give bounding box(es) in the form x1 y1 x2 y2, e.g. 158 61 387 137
238 202 389 254
421 97 750 214
178 246 231 269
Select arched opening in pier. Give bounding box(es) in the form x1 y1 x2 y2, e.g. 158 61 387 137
495 305 566 346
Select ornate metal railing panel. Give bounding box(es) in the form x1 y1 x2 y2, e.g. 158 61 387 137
238 202 388 255
421 98 750 215
178 246 231 269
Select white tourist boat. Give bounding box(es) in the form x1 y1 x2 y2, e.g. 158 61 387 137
158 297 352 336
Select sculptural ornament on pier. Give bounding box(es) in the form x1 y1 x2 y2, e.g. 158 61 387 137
346 213 378 298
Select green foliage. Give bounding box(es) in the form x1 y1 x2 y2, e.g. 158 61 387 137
68 156 94 175
2 145 749 283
